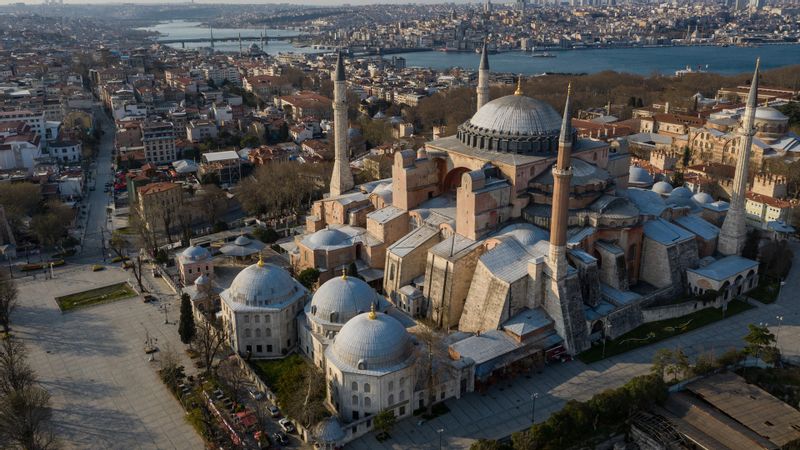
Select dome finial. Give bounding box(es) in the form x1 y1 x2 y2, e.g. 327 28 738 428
341 267 347 280
257 252 264 267
368 302 376 320
514 74 523 96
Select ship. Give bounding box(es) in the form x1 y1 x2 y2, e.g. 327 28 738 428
675 64 709 77
531 52 556 58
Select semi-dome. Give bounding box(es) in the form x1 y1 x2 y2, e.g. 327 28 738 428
652 181 674 195
310 275 379 324
330 310 412 371
670 186 693 198
456 94 573 154
303 227 351 249
223 260 300 307
180 245 210 263
755 106 788 122
195 274 211 286
629 166 654 186
692 192 714 204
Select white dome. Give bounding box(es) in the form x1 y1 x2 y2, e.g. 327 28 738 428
498 223 548 246
331 311 412 371
224 261 299 306
692 192 714 204
755 106 788 122
234 235 251 246
304 228 350 249
310 275 378 324
195 274 211 286
468 95 562 136
629 166 654 185
180 245 210 263
652 181 673 195
670 186 693 198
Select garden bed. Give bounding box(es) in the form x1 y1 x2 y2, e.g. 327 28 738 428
55 282 137 311
579 299 754 363
747 276 781 304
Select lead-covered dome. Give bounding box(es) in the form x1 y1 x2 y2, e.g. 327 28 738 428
310 275 379 324
692 192 714 204
456 94 573 154
330 311 412 371
652 181 673 195
179 245 210 263
302 227 351 250
222 261 301 307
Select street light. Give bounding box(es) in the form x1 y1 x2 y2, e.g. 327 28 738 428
530 392 539 423
159 303 170 324
437 428 444 450
776 315 784 354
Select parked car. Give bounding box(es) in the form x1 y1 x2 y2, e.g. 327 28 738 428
249 389 264 401
272 432 288 445
278 418 295 433
268 405 280 417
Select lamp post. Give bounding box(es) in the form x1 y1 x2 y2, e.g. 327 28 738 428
159 303 170 324
437 428 444 450
776 315 784 355
602 323 612 359
530 392 539 423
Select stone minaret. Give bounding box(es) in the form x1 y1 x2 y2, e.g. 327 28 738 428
718 58 759 256
329 51 354 197
476 41 490 111
548 83 574 281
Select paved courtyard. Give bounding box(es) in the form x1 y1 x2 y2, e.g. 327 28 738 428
349 242 800 450
11 263 202 450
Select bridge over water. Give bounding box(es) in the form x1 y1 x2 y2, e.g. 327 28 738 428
157 35 304 45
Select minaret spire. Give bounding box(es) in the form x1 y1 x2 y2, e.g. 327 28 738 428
329 51 354 197
476 40 490 110
718 58 759 256
548 83 574 279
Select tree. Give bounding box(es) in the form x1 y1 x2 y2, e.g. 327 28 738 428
0 274 17 334
742 229 761 261
0 337 35 397
469 439 511 450
193 317 228 375
198 185 229 228
743 323 777 365
217 358 247 402
108 233 144 293
296 268 320 289
241 134 261 148
273 357 327 429
651 348 673 380
29 201 73 248
670 171 685 188
412 318 455 416
178 293 196 345
373 409 396 437
0 386 55 450
673 348 690 381
159 345 185 393
252 227 280 244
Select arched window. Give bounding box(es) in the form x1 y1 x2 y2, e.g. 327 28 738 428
245 328 251 338
265 328 271 337
351 381 358 392
388 394 394 405
352 395 358 406
399 391 405 401
255 329 261 338
364 397 371 408
388 381 394 391
364 383 371 393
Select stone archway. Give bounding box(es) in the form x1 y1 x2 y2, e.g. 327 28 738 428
442 167 471 193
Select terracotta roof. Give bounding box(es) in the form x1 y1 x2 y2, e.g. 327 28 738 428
746 191 795 208
138 182 180 196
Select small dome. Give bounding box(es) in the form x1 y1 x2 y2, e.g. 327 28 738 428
692 192 714 204
670 186 693 198
224 262 299 306
652 181 674 195
755 106 788 122
315 418 345 444
331 311 411 371
310 275 379 324
234 235 251 246
195 274 210 286
304 228 350 249
180 245 210 263
498 223 548 246
629 166 654 186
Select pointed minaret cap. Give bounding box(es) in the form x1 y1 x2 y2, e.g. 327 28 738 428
746 58 760 109
479 41 489 71
335 50 346 82
559 82 573 144
514 75 523 96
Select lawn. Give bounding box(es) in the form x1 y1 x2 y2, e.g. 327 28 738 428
250 354 306 388
55 282 137 311
747 276 781 304
579 299 754 363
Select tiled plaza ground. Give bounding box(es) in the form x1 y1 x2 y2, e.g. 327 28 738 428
11 264 203 449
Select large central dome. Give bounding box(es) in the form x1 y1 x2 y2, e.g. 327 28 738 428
456 93 571 155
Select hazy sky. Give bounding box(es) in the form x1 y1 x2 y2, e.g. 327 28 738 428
0 1 463 4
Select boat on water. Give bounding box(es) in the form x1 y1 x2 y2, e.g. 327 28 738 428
675 64 709 76
532 52 556 58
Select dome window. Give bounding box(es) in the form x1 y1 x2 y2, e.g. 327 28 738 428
357 360 367 370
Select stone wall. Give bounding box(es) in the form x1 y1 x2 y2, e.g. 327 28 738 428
641 298 722 323
569 254 601 307
424 246 483 330
639 237 698 296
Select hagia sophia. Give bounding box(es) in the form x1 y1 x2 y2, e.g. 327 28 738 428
180 50 770 445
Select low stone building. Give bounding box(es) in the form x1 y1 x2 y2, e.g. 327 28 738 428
177 245 214 286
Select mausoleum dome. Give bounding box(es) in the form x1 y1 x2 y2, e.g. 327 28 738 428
310 275 379 324
223 259 300 306
180 245 210 263
652 181 674 195
330 310 412 371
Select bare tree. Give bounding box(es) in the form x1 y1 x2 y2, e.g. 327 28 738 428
217 357 246 402
193 317 228 375
412 318 456 416
0 337 35 397
108 233 144 293
0 386 55 450
129 210 157 255
198 185 228 228
176 203 196 246
0 273 17 334
279 361 327 429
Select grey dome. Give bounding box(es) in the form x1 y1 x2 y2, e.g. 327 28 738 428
652 181 673 195
195 274 211 286
670 186 693 198
310 276 378 324
303 228 350 249
234 235 251 246
224 262 299 306
314 418 345 443
755 106 788 122
456 94 571 154
180 245 210 263
629 166 654 186
498 223 548 246
331 311 411 371
692 192 714 204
